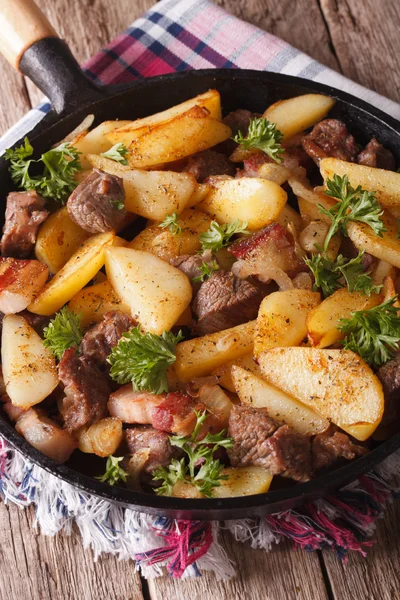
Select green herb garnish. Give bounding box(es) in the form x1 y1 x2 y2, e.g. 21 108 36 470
199 219 248 252
232 117 284 163
107 326 184 394
192 260 220 283
100 143 129 165
338 296 400 367
160 212 182 236
96 455 128 486
305 250 382 298
320 174 386 251
43 306 83 360
153 410 233 497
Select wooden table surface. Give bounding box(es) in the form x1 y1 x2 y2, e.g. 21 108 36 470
0 1 400 598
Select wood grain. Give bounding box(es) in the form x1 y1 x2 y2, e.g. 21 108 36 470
0 0 400 599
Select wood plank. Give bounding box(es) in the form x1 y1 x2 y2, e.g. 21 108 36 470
0 62 31 137
148 530 329 600
215 0 340 71
0 501 145 600
322 483 400 600
319 0 400 102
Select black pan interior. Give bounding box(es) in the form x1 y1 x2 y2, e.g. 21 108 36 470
0 69 399 520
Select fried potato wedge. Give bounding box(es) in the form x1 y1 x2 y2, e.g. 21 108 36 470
320 157 400 207
105 247 192 334
72 120 131 168
87 155 197 220
35 206 91 274
211 353 262 393
263 94 336 139
232 366 329 435
306 288 381 348
258 347 384 440
68 279 130 328
127 208 212 261
29 231 115 315
347 210 400 268
175 320 256 382
106 89 222 146
2 315 58 408
254 289 321 359
198 177 287 231
276 204 303 232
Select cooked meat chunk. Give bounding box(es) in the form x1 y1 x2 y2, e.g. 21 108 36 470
20 311 51 336
312 427 367 472
376 352 400 428
357 137 396 170
171 250 216 284
1 191 49 258
301 119 359 165
67 169 127 233
124 426 174 473
228 405 312 482
192 270 263 335
183 150 235 182
236 140 312 178
228 405 366 482
58 347 111 431
80 310 135 370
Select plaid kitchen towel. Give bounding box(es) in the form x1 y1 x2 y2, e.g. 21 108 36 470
0 0 400 580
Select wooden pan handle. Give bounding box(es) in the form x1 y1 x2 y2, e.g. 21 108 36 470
0 0 57 70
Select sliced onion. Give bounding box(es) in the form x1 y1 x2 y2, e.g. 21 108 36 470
292 272 313 290
232 259 293 290
126 449 150 491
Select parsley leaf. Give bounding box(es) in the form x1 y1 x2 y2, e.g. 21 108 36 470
305 250 382 299
320 174 386 251
232 117 284 163
43 306 83 360
100 143 129 165
96 455 128 486
153 410 233 497
200 220 249 252
159 212 182 236
192 260 220 283
6 138 82 204
338 296 400 367
107 326 184 394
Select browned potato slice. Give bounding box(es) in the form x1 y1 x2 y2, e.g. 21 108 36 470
175 321 256 382
68 279 130 328
347 210 400 267
254 289 321 359
127 209 212 261
258 347 384 441
211 353 262 393
232 366 329 435
306 288 381 348
263 94 336 139
320 157 400 207
72 120 131 168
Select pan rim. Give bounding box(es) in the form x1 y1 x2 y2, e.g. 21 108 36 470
1 68 399 520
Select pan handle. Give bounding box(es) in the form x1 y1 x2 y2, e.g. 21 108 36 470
0 0 105 113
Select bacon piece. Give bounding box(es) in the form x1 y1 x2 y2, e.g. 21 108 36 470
0 257 48 314
108 385 166 424
152 392 198 436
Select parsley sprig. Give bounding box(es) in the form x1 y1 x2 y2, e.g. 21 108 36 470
320 174 386 251
43 307 83 360
6 137 82 204
192 260 220 283
200 220 249 252
160 212 182 236
96 455 128 486
100 143 128 165
305 250 382 299
108 326 184 394
232 117 284 163
153 410 233 497
338 296 400 367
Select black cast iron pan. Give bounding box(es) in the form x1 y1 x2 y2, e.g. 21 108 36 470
0 0 399 520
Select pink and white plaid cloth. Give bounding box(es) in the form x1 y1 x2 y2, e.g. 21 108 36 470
0 0 399 580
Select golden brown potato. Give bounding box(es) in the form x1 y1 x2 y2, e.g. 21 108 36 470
127 209 212 261
211 353 262 393
232 366 330 435
68 279 130 328
197 177 287 231
347 210 400 268
276 204 303 232
263 94 336 139
320 157 400 207
254 289 321 359
175 321 256 382
72 120 131 168
258 347 384 441
306 288 381 348
106 89 223 146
